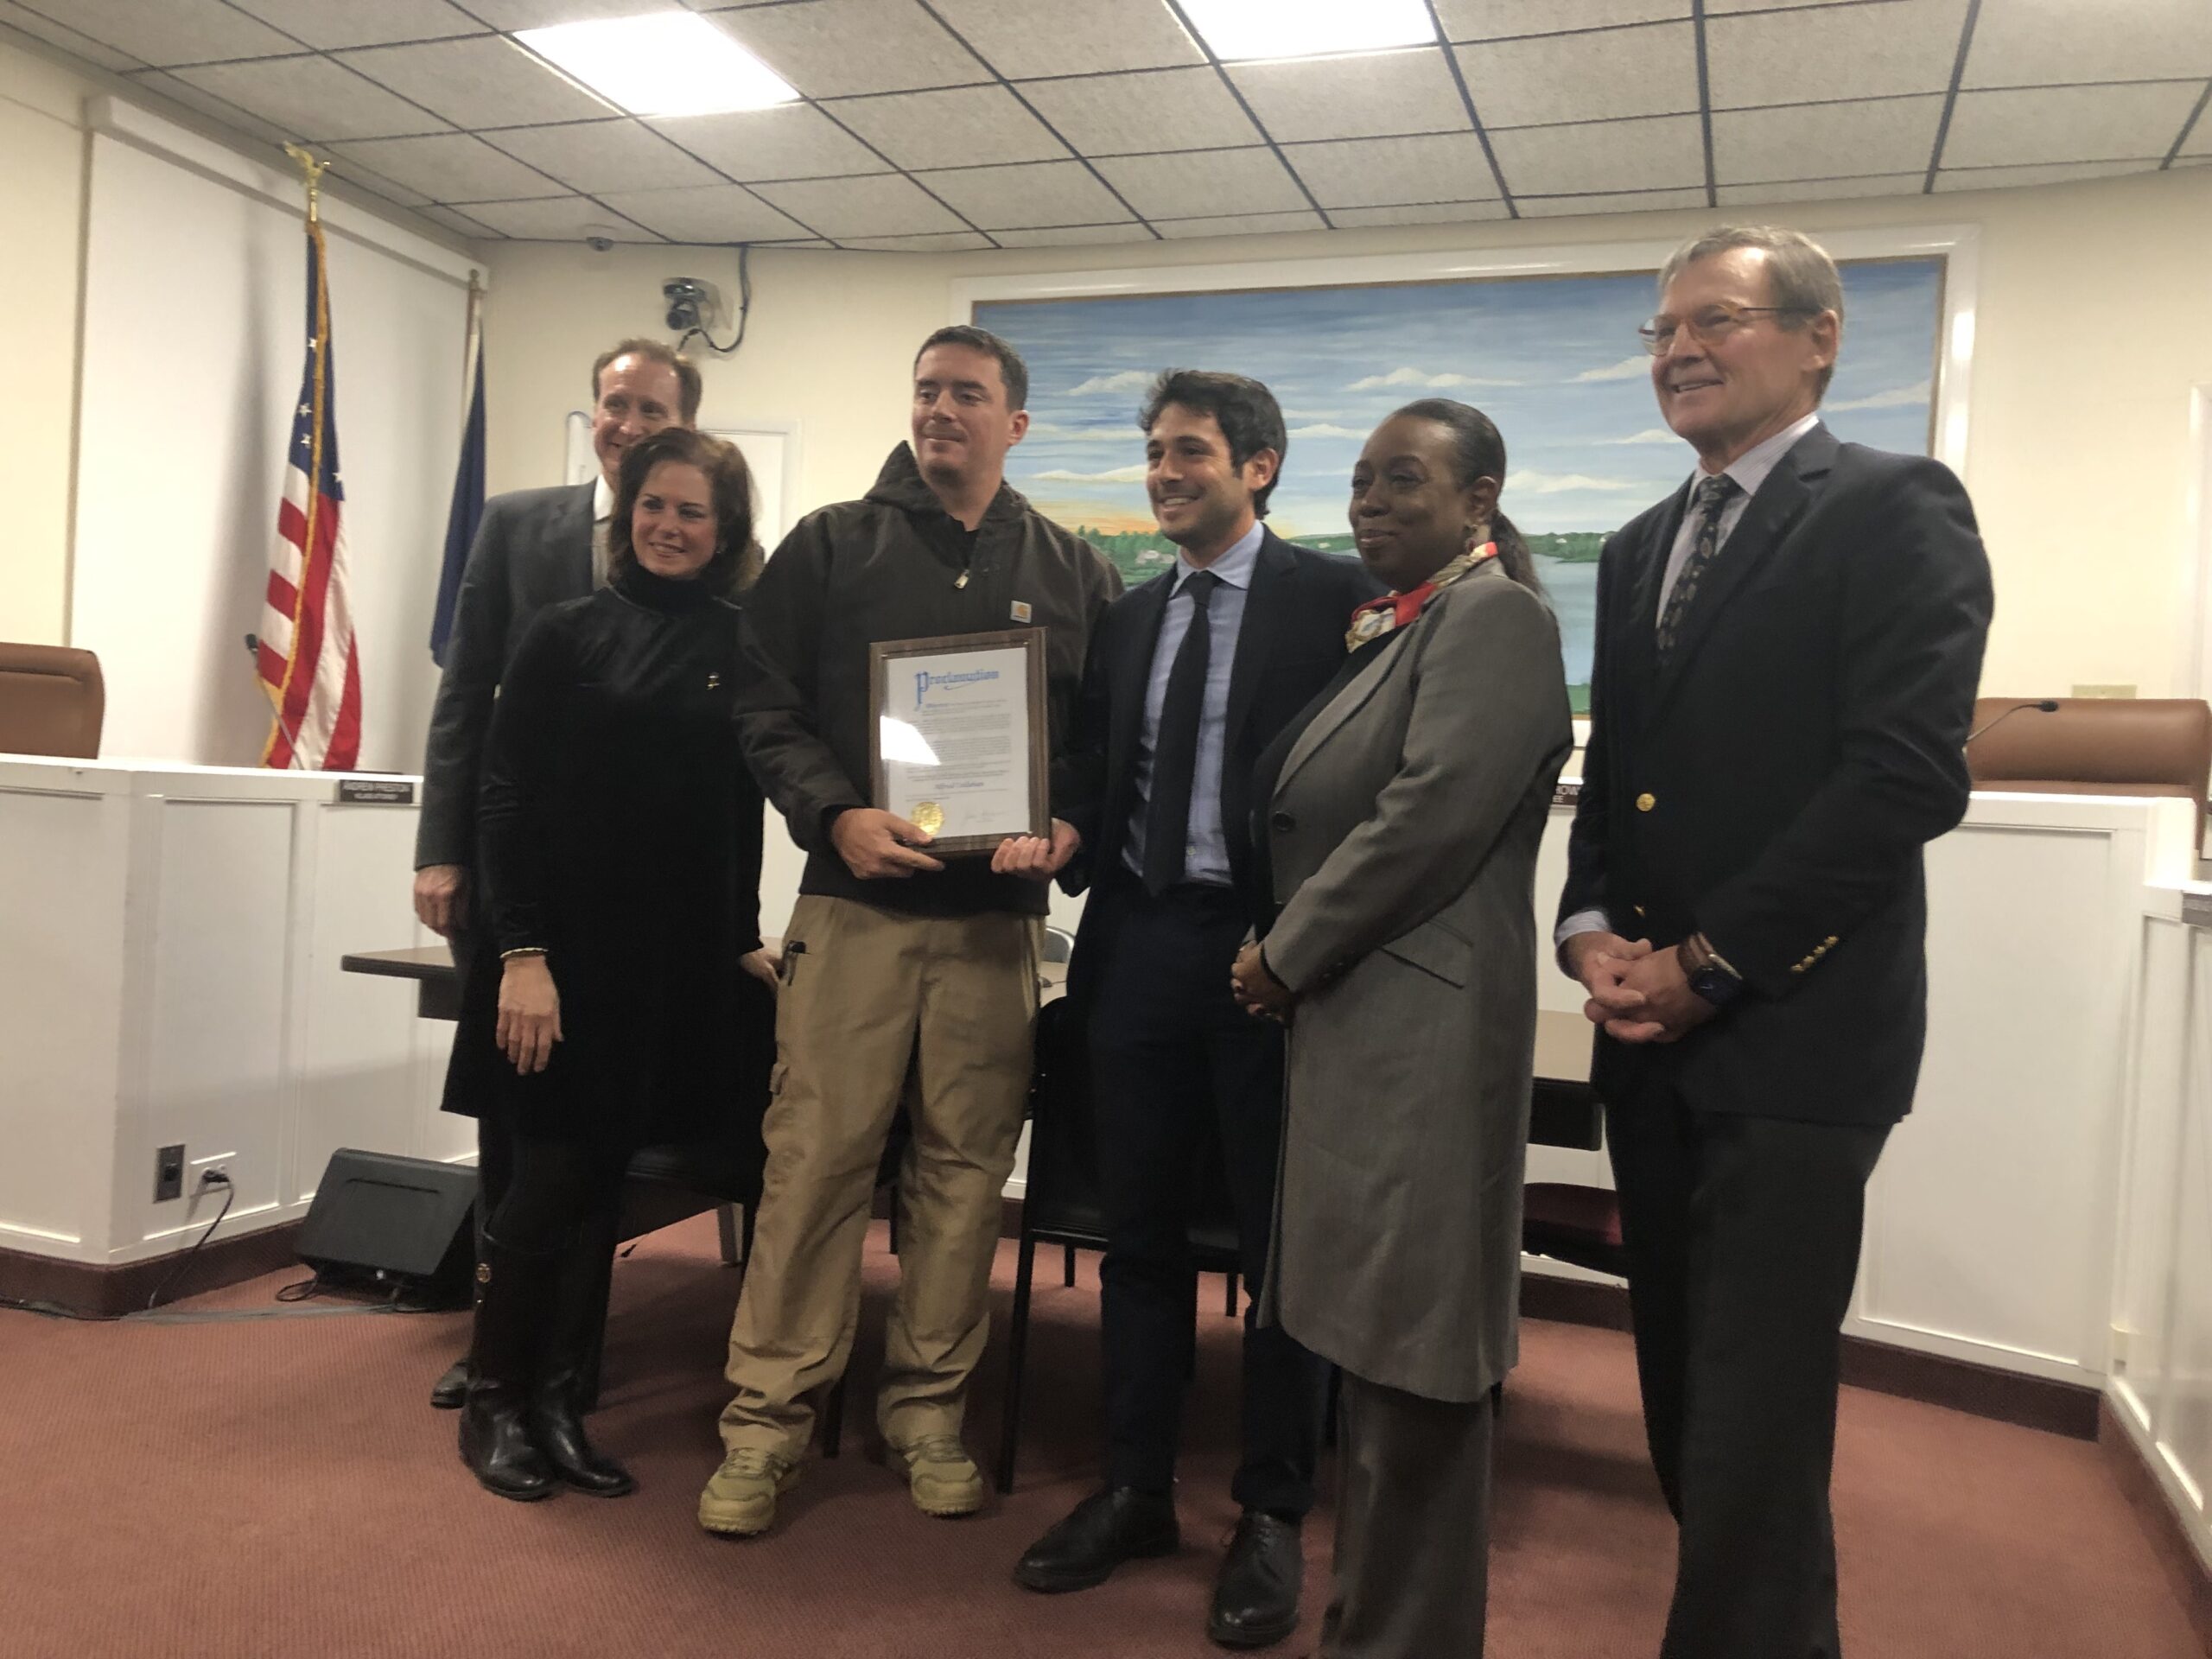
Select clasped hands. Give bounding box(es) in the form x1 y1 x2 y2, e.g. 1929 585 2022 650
1565 931 1717 1045
1230 941 1294 1023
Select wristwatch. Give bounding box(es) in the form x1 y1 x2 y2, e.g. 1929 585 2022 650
1678 933 1745 1009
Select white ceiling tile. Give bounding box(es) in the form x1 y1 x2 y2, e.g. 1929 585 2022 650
339 36 613 128
841 231 998 250
650 105 889 181
1516 187 1711 216
416 203 505 239
19 0 295 66
830 85 1068 171
1455 22 1699 129
0 2 147 69
913 160 1133 227
461 194 659 239
1965 0 2212 89
592 182 810 241
1017 67 1260 156
1705 0 1875 10
1717 171 1927 205
1934 160 2161 191
1433 0 1688 39
1229 48 1471 143
926 0 1205 76
487 120 721 192
1942 83 2204 168
328 133 562 201
128 69 302 143
333 160 434 207
1285 133 1502 208
1488 113 1706 194
172 56 450 140
748 172 968 236
990 223 1162 247
2188 118 2212 157
1712 96 1944 184
458 0 677 24
1328 199 1514 226
711 0 987 97
1707 0 1967 108
1094 147 1309 218
225 0 486 50
1154 211 1329 238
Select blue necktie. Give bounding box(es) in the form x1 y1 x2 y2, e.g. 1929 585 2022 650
1142 570 1219 895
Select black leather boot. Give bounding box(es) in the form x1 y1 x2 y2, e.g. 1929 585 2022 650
429 1355 470 1409
528 1219 633 1497
457 1232 557 1502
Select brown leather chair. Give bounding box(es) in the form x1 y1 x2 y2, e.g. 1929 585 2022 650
1967 696 2210 830
0 644 105 759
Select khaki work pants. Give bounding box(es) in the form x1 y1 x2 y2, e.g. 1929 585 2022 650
719 893 1039 1458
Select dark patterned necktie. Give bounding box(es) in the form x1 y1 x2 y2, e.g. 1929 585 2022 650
1142 569 1220 895
1656 473 1741 663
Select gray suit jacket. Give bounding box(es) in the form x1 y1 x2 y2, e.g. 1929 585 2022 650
1259 563 1572 1402
416 480 596 869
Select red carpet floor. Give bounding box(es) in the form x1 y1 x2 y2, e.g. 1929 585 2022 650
0 1216 2199 1659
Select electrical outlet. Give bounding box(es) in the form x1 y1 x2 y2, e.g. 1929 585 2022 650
154 1144 184 1203
2070 683 2137 699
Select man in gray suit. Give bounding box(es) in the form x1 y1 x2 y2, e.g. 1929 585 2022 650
414 336 699 1408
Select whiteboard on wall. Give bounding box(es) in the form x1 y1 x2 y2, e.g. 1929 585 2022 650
565 415 800 554
70 104 474 771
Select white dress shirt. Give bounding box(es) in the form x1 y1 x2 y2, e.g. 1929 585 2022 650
591 474 615 588
1124 520 1263 889
1556 413 1823 957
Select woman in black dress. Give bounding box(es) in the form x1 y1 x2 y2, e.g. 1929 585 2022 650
449 427 779 1502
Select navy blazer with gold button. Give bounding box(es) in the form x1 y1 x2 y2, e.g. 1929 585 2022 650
1557 424 1993 1127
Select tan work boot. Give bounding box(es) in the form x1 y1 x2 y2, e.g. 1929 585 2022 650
697 1446 800 1536
889 1433 986 1517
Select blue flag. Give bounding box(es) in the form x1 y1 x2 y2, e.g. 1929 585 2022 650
429 323 485 666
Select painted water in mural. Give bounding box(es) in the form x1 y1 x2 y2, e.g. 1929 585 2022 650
976 257 1943 711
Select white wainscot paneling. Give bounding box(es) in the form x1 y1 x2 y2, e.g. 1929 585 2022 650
130 798 294 1246
2156 925 2212 1518
1855 813 2141 1376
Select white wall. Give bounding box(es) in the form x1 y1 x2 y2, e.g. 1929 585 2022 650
69 105 476 771
484 167 2212 707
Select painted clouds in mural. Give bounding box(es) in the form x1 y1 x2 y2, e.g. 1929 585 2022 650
977 257 1942 710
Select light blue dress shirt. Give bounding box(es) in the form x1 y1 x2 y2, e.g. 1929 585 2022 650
1122 520 1263 888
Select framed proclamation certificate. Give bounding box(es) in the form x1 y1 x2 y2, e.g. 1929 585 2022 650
869 628 1050 855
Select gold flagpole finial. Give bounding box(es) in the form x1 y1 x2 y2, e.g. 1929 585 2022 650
283 143 332 224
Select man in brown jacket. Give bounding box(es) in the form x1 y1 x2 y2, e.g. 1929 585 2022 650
699 325 1119 1537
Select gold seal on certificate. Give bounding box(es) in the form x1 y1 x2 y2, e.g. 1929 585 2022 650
869 628 1050 856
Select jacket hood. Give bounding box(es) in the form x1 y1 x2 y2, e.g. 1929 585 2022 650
864 442 1030 526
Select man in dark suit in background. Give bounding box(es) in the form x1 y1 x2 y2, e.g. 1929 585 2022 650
1009 372 1376 1649
1557 227 1993 1657
412 336 699 1408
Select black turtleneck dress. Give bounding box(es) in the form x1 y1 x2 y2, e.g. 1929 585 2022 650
441 563 774 1152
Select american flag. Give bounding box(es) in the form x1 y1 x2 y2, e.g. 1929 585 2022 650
257 211 362 770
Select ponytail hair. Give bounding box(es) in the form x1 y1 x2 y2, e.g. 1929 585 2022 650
1393 398 1547 600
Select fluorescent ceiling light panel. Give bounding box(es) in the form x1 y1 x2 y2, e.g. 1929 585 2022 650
518 12 798 118
1177 0 1437 63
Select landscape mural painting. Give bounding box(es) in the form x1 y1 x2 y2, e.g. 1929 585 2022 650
976 257 1944 713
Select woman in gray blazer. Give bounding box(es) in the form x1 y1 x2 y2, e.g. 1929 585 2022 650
1232 399 1573 1658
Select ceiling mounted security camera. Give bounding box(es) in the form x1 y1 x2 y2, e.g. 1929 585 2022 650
663 276 716 333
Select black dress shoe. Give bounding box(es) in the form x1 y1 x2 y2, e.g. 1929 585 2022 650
1207 1510 1302 1649
1014 1487 1179 1592
429 1356 471 1410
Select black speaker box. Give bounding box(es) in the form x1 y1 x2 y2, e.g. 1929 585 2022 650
296 1148 476 1300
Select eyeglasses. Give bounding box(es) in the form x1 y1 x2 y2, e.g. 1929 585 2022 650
1637 302 1815 356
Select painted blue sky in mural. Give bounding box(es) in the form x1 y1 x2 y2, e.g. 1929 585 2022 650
977 257 1943 701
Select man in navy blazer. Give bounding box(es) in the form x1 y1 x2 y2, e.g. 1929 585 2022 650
1558 228 1993 1658
411 337 698 1409
1007 372 1376 1649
